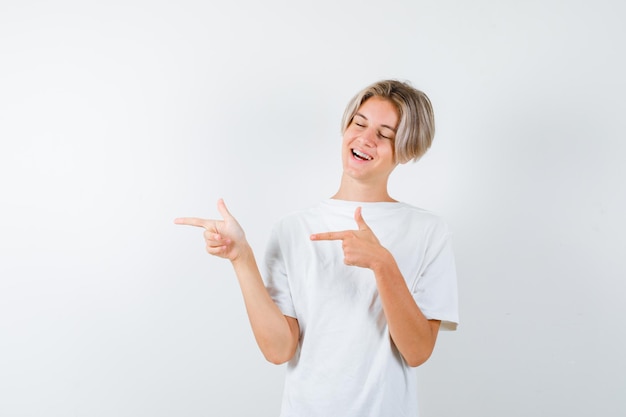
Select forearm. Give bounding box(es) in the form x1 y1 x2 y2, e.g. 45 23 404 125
372 250 439 367
231 245 299 364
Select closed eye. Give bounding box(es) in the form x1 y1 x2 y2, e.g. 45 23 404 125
353 114 367 128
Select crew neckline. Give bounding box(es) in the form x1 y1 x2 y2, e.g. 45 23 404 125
326 198 401 204
321 198 406 210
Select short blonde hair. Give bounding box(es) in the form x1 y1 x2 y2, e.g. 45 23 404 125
341 80 435 164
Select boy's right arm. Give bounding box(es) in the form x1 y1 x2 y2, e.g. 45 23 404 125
175 199 299 364
231 245 299 364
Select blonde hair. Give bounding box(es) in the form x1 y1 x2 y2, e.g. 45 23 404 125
341 79 435 164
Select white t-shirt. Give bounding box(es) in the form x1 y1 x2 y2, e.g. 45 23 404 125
264 199 459 417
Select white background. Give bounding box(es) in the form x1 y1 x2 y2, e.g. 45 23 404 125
1 1 625 416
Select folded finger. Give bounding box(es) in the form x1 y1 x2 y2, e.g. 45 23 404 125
203 230 229 246
206 244 228 256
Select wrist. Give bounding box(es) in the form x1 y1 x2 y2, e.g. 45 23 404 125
370 247 395 275
231 242 253 265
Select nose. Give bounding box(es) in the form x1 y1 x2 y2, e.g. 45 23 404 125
360 127 377 147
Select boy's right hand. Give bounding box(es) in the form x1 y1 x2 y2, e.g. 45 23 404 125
174 198 247 262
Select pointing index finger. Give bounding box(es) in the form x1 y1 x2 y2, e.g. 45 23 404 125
174 217 211 229
310 230 348 241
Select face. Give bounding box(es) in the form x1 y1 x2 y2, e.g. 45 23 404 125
341 96 399 184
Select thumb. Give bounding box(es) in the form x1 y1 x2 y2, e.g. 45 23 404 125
354 207 370 231
217 198 234 220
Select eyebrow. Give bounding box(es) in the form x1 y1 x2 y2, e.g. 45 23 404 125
354 112 397 132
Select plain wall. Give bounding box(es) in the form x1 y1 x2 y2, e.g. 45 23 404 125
1 1 625 416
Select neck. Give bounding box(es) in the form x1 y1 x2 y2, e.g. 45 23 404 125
331 174 396 202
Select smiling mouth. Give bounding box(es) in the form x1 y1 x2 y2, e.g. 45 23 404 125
352 149 373 161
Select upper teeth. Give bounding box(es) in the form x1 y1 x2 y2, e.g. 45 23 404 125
353 150 372 160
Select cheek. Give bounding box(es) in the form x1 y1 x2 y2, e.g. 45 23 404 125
342 131 356 147
381 142 395 157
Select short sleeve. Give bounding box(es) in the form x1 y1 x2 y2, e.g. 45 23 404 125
263 223 297 318
412 224 459 331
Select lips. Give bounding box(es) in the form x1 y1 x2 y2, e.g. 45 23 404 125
352 149 373 161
